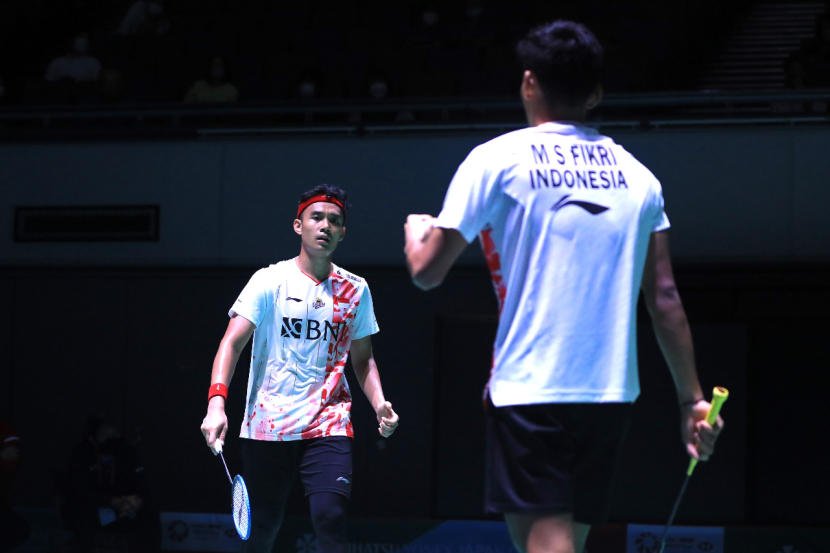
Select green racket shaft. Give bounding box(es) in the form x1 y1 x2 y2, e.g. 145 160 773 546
659 387 729 553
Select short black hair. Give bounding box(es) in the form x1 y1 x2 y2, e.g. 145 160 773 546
516 20 604 108
298 184 349 221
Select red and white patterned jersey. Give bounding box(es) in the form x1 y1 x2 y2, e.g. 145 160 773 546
230 258 379 441
436 122 670 407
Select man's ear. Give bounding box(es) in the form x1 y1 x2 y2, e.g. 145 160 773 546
339 226 346 242
585 83 603 111
521 70 536 100
293 218 302 236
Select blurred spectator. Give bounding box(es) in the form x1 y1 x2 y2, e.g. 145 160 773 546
297 76 317 100
454 0 494 47
184 56 239 103
347 75 390 123
0 419 30 552
77 67 135 106
117 0 170 36
44 32 101 83
62 414 160 553
368 75 390 100
411 5 446 46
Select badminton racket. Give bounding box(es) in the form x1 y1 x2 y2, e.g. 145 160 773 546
658 386 729 553
214 439 251 540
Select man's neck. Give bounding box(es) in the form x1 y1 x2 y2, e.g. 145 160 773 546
296 250 333 283
529 105 587 126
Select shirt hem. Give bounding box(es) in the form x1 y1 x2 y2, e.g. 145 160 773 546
489 389 638 407
239 430 353 441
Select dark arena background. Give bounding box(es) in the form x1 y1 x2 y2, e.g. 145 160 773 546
1 0 829 552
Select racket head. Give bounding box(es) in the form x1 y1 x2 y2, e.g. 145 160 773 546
231 475 251 540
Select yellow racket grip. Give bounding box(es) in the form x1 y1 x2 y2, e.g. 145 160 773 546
686 387 729 476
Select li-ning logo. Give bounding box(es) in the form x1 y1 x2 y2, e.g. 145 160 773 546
312 297 325 309
281 317 341 340
550 194 609 215
336 477 350 484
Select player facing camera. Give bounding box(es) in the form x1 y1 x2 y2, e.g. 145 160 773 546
294 185 348 258
517 20 604 125
202 182 398 553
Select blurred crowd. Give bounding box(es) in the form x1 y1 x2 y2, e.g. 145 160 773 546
0 0 741 108
0 413 160 553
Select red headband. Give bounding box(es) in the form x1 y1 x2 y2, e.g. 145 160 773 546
296 195 346 221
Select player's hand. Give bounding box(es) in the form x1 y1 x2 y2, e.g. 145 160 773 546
111 496 134 518
405 214 436 244
375 401 399 438
123 495 143 511
680 400 724 461
201 397 228 455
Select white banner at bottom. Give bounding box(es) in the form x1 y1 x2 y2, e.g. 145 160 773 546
626 524 723 553
160 512 241 552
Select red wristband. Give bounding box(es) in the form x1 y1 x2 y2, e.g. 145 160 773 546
208 383 228 402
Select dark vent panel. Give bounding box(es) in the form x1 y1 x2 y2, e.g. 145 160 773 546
15 205 160 242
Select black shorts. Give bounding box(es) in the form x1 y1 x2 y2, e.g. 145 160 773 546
241 436 353 499
485 397 631 525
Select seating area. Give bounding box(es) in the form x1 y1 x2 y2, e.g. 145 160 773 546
0 0 753 106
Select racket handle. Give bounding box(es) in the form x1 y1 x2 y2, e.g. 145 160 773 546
687 387 729 475
214 439 224 455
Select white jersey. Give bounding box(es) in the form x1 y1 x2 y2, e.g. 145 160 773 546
436 122 670 406
229 259 379 441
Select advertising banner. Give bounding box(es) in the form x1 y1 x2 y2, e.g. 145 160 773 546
160 512 240 552
626 524 723 553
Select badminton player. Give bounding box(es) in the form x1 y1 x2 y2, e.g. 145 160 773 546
404 21 723 553
201 184 399 553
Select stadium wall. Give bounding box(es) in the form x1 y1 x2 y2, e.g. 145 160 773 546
0 125 829 266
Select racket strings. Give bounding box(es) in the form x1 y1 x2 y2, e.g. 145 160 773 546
232 477 251 539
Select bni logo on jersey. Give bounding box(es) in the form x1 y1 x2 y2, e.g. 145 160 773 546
281 317 342 340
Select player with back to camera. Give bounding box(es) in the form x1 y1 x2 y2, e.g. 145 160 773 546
201 184 399 553
404 21 724 553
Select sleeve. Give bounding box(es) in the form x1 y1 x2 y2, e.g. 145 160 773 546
651 178 671 232
435 145 502 243
351 284 380 340
228 269 274 328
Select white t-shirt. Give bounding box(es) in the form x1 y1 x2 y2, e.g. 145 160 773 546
44 55 102 82
230 259 379 441
436 122 670 406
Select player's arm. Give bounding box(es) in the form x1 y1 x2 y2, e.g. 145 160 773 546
200 314 255 451
404 215 469 291
641 230 723 460
350 335 399 438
